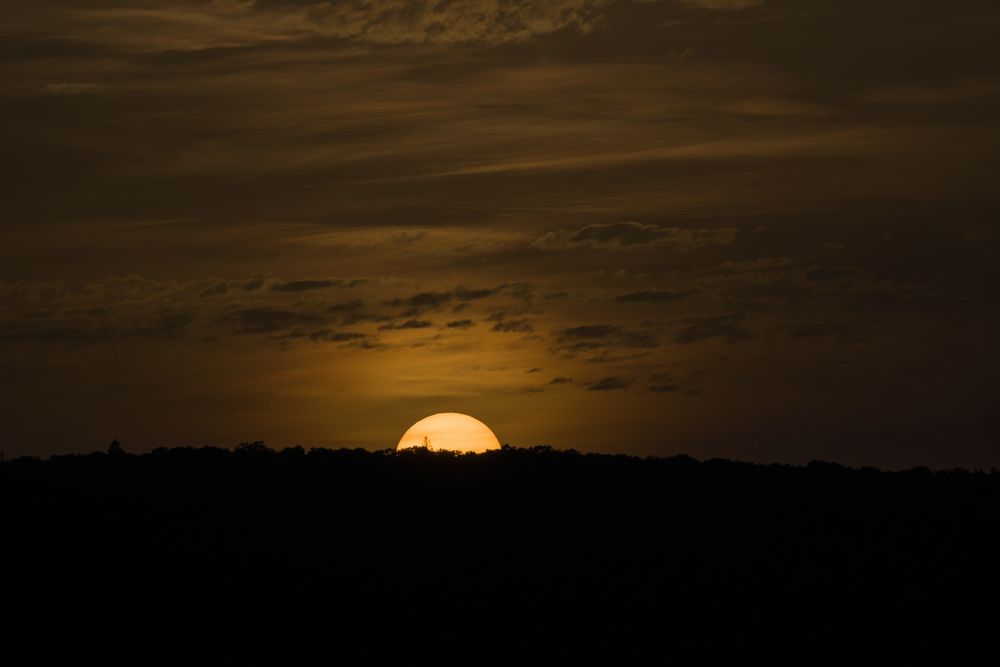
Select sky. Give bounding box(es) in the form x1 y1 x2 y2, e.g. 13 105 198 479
2 0 999 467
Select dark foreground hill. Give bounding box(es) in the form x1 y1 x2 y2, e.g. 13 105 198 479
3 444 1000 664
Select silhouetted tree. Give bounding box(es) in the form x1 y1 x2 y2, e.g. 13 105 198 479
107 439 124 456
234 440 273 455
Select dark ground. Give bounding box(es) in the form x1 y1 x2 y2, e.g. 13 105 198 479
3 444 999 664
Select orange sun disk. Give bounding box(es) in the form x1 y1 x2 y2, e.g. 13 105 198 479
396 413 501 454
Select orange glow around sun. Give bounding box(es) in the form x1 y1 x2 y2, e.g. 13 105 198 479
396 413 501 454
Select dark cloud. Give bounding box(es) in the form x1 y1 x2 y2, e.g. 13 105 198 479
280 328 370 344
307 330 369 343
199 282 231 297
328 300 366 313
446 319 475 329
252 0 610 46
341 310 393 325
790 321 866 343
679 0 763 8
547 376 574 385
533 223 737 250
389 287 501 312
322 297 388 325
586 350 654 364
805 267 858 282
0 326 95 344
559 324 621 339
157 310 198 335
485 311 535 333
555 324 658 352
492 319 534 333
271 279 343 292
227 307 321 334
526 367 543 373
615 289 697 303
646 372 681 393
389 291 452 310
504 283 535 302
202 277 266 297
42 83 105 95
570 222 669 246
587 377 632 391
453 288 497 301
378 319 434 331
673 313 752 344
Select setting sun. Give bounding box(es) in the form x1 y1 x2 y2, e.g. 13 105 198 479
396 413 501 454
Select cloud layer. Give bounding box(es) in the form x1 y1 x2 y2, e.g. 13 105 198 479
1 0 998 467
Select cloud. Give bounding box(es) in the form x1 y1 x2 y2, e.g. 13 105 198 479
555 324 659 352
199 283 231 297
0 274 509 352
587 376 632 391
454 288 499 301
492 319 534 333
0 326 96 344
341 309 393 325
286 0 610 45
805 267 858 282
243 277 266 292
526 367 543 373
42 83 105 95
389 291 453 310
307 330 368 343
789 321 865 344
62 1 605 53
547 376 574 385
271 279 346 292
585 350 654 364
388 286 501 312
227 307 321 334
673 313 752 344
199 276 272 297
0 277 362 346
378 319 434 330
327 299 366 313
678 0 763 9
504 283 535 302
646 372 681 393
559 324 620 339
614 289 697 303
158 310 198 336
280 328 369 343
485 311 535 333
532 223 737 250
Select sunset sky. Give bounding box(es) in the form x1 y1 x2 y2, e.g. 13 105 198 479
2 0 998 467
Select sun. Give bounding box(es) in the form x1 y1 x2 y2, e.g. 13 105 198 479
396 413 501 454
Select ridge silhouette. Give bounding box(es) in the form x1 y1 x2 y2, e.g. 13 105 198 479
3 444 998 663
